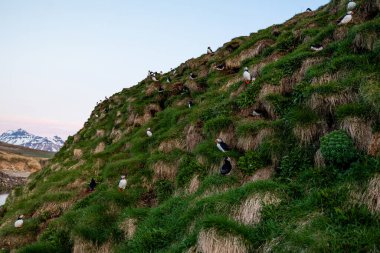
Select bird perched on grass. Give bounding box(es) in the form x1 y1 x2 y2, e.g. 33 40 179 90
207 46 214 54
171 68 177 76
310 44 324 51
146 128 153 137
252 110 262 117
347 1 357 11
306 8 312 12
243 67 255 84
118 175 127 191
215 63 225 71
152 75 159 82
216 138 230 153
188 100 193 108
337 11 353 25
220 157 232 175
189 73 197 80
166 76 171 83
14 215 24 228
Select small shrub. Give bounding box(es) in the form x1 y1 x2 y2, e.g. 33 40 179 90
279 147 312 178
320 130 358 167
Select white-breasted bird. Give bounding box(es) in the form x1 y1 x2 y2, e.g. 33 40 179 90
188 100 193 108
166 76 171 83
118 175 127 191
215 63 225 71
216 138 230 153
347 1 357 11
252 110 262 117
189 73 197 80
337 11 353 25
207 46 214 54
310 44 324 51
243 67 252 84
14 215 24 228
152 75 159 82
146 128 153 137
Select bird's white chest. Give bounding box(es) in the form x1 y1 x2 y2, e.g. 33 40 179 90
14 220 23 227
341 15 352 24
243 71 251 80
217 143 226 152
147 131 153 137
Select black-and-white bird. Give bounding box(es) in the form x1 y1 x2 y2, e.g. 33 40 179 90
220 157 232 175
171 68 177 75
189 73 197 80
188 100 193 108
14 215 24 228
158 86 164 93
337 11 353 25
347 1 357 11
310 44 324 51
166 76 171 83
243 67 252 84
152 75 159 82
306 8 312 12
146 128 153 137
216 138 230 152
215 63 225 71
207 46 214 54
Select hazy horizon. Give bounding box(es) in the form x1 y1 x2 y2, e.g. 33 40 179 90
0 0 330 140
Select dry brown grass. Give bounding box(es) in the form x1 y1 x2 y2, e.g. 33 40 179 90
368 133 380 156
0 152 42 173
186 175 200 194
73 237 112 253
95 129 105 138
293 122 327 145
225 39 274 69
68 160 85 171
230 84 248 98
352 174 380 215
258 99 277 119
186 79 204 92
186 124 204 152
145 82 160 96
73 149 83 160
237 128 274 151
258 84 282 99
311 72 344 86
333 26 349 41
233 193 280 225
110 128 123 143
0 234 35 250
314 149 326 168
158 139 186 153
119 218 137 240
354 33 378 52
250 52 284 77
196 229 248 253
217 126 237 148
94 142 105 154
220 76 240 92
308 91 358 115
341 117 373 151
152 161 178 181
32 201 73 218
243 167 274 184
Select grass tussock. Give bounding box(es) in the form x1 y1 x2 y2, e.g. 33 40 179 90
233 193 280 225
186 124 204 152
94 142 105 154
237 129 273 151
293 122 327 145
368 133 380 156
314 149 326 168
73 149 83 160
152 161 178 181
308 91 358 115
73 237 112 253
196 229 248 253
341 117 373 152
119 218 137 240
158 139 186 153
186 174 200 194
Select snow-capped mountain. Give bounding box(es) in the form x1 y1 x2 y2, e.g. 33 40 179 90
0 129 64 152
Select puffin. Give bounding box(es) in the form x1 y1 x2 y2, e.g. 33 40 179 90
118 175 127 191
146 128 153 137
171 68 177 75
188 100 193 108
166 76 171 83
89 178 96 192
347 1 357 11
243 67 252 84
215 63 225 71
152 75 159 82
220 157 232 175
306 8 312 12
216 138 230 152
14 215 24 228
189 73 197 80
252 110 262 117
207 46 214 54
337 11 353 25
310 44 324 51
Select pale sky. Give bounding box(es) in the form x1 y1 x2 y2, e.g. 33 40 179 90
0 0 329 139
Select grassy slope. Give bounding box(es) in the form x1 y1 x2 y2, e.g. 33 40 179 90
1 0 380 252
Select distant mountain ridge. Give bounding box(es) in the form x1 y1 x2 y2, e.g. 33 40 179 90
0 129 64 152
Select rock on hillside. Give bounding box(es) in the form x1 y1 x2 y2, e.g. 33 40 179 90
1 0 380 252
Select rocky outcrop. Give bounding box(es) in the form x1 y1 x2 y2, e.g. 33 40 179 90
0 171 27 192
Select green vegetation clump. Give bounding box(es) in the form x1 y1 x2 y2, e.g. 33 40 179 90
320 130 358 167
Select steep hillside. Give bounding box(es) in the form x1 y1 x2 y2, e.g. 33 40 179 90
1 0 380 252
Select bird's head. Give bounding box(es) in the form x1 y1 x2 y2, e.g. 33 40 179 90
244 67 248 71
216 138 222 143
348 11 353 15
147 128 151 131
